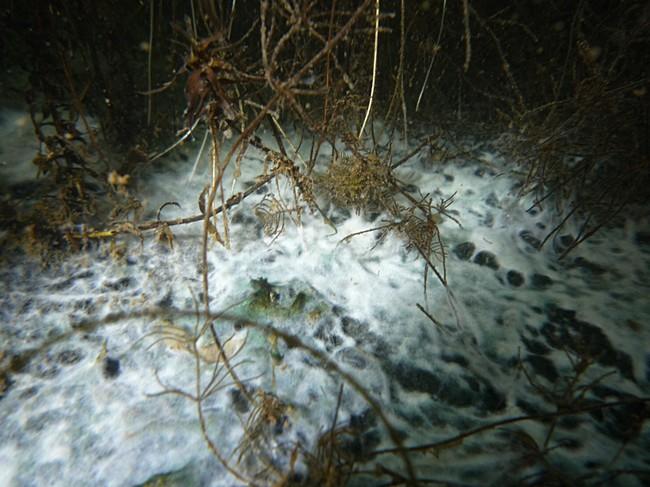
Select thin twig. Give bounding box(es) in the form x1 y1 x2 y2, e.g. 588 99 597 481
358 0 380 139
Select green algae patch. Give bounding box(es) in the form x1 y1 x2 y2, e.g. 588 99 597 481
135 463 201 487
242 278 330 325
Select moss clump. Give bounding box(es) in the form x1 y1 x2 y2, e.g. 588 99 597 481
248 278 282 314
320 154 395 214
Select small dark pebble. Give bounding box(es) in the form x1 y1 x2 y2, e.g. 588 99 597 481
229 388 250 414
485 193 499 208
8 353 30 373
525 355 558 383
57 349 83 365
73 298 94 312
553 234 575 254
156 292 174 309
401 184 419 193
0 372 12 399
530 273 553 290
521 336 550 355
327 334 343 349
558 416 584 431
315 320 343 351
36 364 59 379
453 242 475 261
349 408 377 431
519 230 541 250
516 398 546 417
542 305 636 381
368 334 391 358
336 347 368 369
474 167 495 178
387 361 441 395
340 316 369 339
507 270 524 287
19 386 38 399
103 357 120 379
558 438 582 450
231 212 256 225
635 231 650 246
473 250 499 270
571 257 607 276
103 277 132 291
314 320 334 342
525 324 540 336
233 320 248 331
340 430 382 461
366 211 381 222
329 208 351 225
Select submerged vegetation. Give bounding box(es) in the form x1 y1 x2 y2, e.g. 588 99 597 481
1 0 649 485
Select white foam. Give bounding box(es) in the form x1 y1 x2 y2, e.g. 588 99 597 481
1 107 648 486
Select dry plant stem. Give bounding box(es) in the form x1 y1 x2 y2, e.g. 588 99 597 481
370 396 650 458
146 0 153 126
550 1 583 115
462 0 471 72
227 0 237 38
390 136 435 170
74 307 417 485
76 309 650 484
303 19 355 97
78 310 650 484
189 0 198 38
197 0 216 34
200 127 251 407
516 352 614 453
325 384 345 479
211 123 230 248
194 338 250 483
259 1 271 79
385 0 408 143
399 0 408 143
358 0 380 139
196 131 255 479
59 52 107 168
416 303 445 331
220 0 373 182
321 0 337 130
416 0 446 112
149 118 201 163
414 240 446 286
188 128 210 182
70 168 275 242
470 5 525 112
244 326 418 486
267 3 308 80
